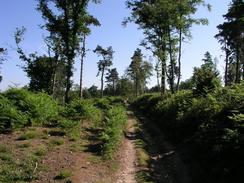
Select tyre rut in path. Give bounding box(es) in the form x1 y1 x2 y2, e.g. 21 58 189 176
116 118 137 183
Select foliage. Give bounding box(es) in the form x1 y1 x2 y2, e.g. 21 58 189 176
0 47 7 83
3 88 59 125
14 27 58 95
38 0 100 103
94 45 114 98
192 52 221 96
0 155 38 182
126 48 153 96
17 130 39 140
125 0 210 93
132 83 244 182
105 68 119 95
215 0 244 85
99 106 127 159
0 94 27 132
116 77 134 97
64 99 102 124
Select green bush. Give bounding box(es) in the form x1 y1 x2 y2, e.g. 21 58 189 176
0 94 28 132
94 98 111 110
99 106 127 159
132 83 244 182
64 100 102 124
3 89 59 125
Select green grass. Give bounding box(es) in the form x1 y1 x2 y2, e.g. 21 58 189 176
49 139 64 146
136 171 153 183
0 144 9 153
17 143 31 148
135 139 150 167
69 142 86 152
0 153 13 161
17 130 39 140
34 145 47 156
0 155 38 182
87 155 102 164
54 170 72 180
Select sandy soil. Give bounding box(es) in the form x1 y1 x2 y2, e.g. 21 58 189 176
116 118 137 183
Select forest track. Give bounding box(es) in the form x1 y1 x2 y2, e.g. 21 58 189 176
134 112 207 183
116 117 137 183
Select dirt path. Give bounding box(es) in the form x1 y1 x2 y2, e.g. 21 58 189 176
116 118 137 183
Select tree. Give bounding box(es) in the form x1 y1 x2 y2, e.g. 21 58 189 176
126 49 152 96
179 78 193 90
14 27 57 94
0 48 7 83
94 45 114 98
215 0 244 85
37 0 100 103
116 77 134 97
106 68 119 96
79 15 100 99
192 52 221 96
125 0 210 94
88 85 100 98
155 60 161 91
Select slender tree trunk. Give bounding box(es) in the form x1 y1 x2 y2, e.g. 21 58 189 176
157 71 160 91
113 80 115 96
80 34 86 99
64 0 72 103
52 53 59 99
168 27 175 93
101 68 104 98
65 62 72 103
135 77 138 97
224 40 229 86
160 54 166 96
176 28 182 91
242 62 244 81
241 45 244 81
156 59 161 91
235 47 240 83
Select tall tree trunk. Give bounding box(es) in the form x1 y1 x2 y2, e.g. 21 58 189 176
176 28 182 91
168 27 175 93
157 71 160 91
160 56 166 96
135 77 138 97
101 68 104 98
80 34 86 99
52 53 59 99
64 0 72 103
235 47 240 83
65 62 72 103
156 59 161 91
113 80 115 96
224 40 229 86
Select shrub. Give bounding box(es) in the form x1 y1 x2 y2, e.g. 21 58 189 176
58 119 81 141
99 106 127 159
3 88 59 126
94 98 111 110
64 99 102 124
0 94 27 132
132 83 244 182
54 170 72 180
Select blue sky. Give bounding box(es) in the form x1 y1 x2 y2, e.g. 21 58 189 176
0 0 231 90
